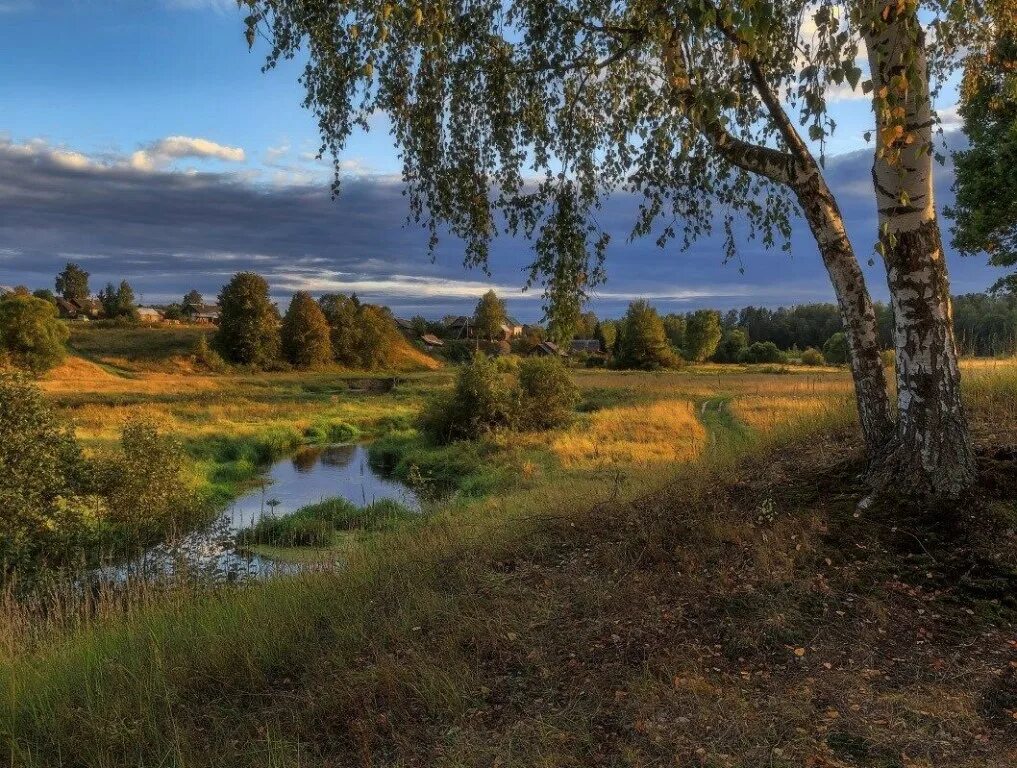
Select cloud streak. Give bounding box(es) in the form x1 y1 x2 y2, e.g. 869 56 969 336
0 132 1004 319
129 135 246 171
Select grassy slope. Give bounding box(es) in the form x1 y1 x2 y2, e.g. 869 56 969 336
66 322 441 374
4 360 1016 766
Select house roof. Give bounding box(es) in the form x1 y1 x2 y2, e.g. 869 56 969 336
394 317 414 330
570 339 602 353
533 341 561 355
421 333 444 347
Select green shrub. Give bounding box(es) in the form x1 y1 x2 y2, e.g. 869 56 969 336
742 341 785 364
368 431 506 498
0 373 93 573
418 354 515 443
493 354 522 373
92 420 201 539
193 334 227 372
800 347 825 366
442 339 474 364
516 356 581 431
822 332 850 365
0 293 68 374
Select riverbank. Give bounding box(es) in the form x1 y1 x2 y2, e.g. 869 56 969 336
5 363 1016 765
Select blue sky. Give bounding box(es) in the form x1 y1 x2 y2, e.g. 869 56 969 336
0 0 1003 320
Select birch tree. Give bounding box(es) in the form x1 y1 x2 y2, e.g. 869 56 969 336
241 0 1002 500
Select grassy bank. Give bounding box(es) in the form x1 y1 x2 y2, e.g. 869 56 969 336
6 353 1015 766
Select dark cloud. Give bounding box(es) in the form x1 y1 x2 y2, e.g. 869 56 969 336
0 134 1004 320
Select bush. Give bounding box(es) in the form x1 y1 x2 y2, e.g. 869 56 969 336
418 354 515 443
0 293 68 374
742 341 785 364
800 347 825 366
442 339 474 363
822 332 850 365
92 420 200 538
516 356 581 431
368 430 508 498
493 353 522 373
0 373 93 573
193 334 227 372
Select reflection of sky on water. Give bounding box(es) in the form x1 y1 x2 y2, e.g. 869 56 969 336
94 444 419 585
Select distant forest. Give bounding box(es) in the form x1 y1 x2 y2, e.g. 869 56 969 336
702 293 1017 358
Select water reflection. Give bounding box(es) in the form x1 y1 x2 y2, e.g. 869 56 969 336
93 444 418 585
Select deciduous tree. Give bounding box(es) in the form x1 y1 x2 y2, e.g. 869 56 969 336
949 0 1017 293
474 289 508 341
683 310 723 362
214 272 281 367
246 0 997 498
55 262 89 303
281 291 333 368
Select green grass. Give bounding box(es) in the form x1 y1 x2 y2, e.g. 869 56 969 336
67 323 209 366
7 353 1014 766
237 497 419 548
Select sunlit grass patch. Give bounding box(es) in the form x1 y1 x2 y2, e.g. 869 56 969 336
553 398 706 467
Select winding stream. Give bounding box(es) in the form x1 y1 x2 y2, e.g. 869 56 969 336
94 444 419 583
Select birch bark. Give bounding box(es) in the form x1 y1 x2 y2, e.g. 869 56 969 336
861 6 976 498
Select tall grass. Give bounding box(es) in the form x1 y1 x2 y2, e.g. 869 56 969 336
3 359 1013 766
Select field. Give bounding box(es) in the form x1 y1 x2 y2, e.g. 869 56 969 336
3 326 1017 766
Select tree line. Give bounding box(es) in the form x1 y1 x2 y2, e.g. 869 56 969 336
210 272 403 370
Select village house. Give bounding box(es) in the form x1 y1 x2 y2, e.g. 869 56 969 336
447 315 524 342
570 339 602 355
54 297 103 320
136 306 163 323
530 340 562 357
188 304 221 324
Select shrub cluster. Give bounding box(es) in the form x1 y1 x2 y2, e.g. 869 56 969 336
419 354 580 443
0 373 200 577
0 291 68 374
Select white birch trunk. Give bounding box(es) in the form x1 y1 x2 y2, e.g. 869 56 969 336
862 6 976 499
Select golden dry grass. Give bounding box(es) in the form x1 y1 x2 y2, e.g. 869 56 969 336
552 398 706 467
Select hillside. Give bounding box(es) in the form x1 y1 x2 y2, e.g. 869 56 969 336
65 322 440 373
3 364 1016 767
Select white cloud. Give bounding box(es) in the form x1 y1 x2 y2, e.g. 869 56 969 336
937 103 963 132
271 269 754 303
0 136 102 172
130 136 245 171
265 143 290 162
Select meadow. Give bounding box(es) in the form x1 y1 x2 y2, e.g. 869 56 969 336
3 325 1016 766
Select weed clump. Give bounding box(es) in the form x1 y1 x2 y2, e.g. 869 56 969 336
237 497 417 547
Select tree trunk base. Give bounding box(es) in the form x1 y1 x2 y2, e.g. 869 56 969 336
863 432 977 507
